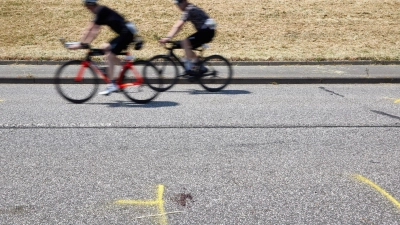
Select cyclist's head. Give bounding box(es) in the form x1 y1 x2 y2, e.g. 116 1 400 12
173 0 187 5
83 0 98 6
173 0 187 10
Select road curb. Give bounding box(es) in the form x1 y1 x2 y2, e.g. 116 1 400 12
2 60 400 66
231 61 400 66
2 77 400 84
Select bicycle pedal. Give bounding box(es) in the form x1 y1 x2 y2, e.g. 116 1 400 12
186 70 200 77
187 75 200 83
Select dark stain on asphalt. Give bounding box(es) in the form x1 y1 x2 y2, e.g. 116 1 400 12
172 193 194 207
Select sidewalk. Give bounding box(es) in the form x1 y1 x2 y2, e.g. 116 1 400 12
1 61 400 84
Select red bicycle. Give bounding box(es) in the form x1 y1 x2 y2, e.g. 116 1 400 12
55 40 161 104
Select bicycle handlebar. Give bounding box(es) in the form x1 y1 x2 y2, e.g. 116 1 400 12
160 40 181 50
60 37 142 52
161 40 208 52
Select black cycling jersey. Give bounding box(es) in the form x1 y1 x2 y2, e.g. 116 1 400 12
93 6 128 35
181 4 212 31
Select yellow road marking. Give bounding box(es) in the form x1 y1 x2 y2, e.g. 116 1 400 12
384 97 400 104
115 184 168 225
353 174 400 210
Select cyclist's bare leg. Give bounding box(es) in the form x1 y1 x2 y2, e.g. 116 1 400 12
106 53 121 82
101 43 121 82
181 38 197 62
182 38 208 75
97 43 121 95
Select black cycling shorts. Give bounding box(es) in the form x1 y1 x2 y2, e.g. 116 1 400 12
109 32 134 55
187 28 215 49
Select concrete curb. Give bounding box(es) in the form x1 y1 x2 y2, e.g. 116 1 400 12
231 61 400 66
2 61 400 84
2 60 400 66
2 77 400 84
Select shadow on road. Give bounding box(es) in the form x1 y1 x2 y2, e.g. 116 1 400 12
87 100 179 108
168 89 251 95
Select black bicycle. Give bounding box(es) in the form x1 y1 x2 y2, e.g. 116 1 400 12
144 41 233 92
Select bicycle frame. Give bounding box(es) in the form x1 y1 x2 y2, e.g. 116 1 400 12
76 50 144 88
117 60 144 88
164 44 205 77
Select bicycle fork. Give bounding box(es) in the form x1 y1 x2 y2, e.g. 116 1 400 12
75 61 91 82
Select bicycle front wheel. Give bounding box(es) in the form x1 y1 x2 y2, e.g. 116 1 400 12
199 55 233 92
54 60 99 103
121 60 159 104
145 55 178 92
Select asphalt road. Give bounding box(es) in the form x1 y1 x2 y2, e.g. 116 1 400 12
1 83 400 224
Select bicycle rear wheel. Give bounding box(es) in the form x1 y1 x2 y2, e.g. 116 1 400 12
121 60 160 104
54 60 99 103
145 55 178 92
199 55 233 92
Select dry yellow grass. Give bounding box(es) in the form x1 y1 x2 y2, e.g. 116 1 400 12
1 0 400 61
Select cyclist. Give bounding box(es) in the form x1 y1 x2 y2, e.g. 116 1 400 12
159 0 216 76
68 0 140 95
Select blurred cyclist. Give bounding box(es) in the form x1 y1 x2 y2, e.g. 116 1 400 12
159 0 216 76
68 0 140 95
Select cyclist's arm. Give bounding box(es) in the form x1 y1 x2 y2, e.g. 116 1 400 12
68 22 101 50
160 20 185 43
80 22 101 44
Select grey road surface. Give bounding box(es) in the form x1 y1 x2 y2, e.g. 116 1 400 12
1 83 400 224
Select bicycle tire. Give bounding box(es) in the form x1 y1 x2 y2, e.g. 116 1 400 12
121 60 160 104
199 55 233 92
54 60 99 104
145 55 178 92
